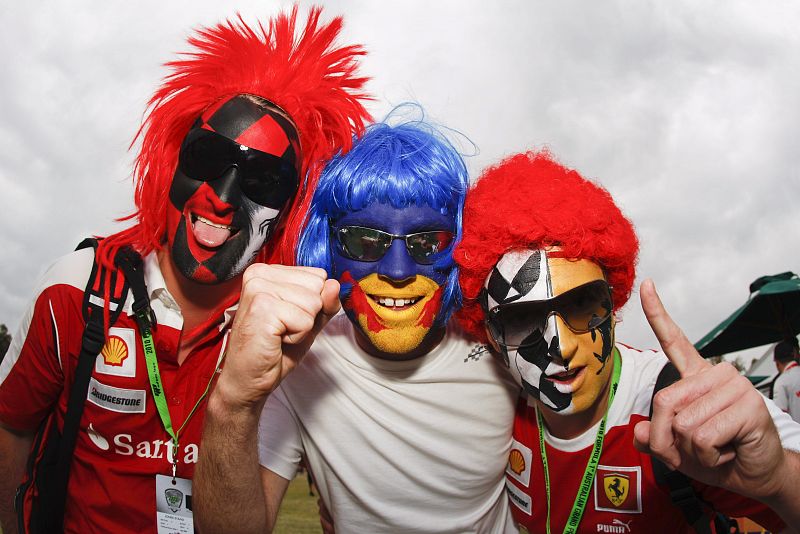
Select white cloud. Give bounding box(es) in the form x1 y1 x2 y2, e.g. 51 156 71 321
1 0 798 367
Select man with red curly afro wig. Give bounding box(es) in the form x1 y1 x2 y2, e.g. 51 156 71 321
0 7 369 534
455 151 792 532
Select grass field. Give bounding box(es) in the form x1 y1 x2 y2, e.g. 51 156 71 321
0 474 320 534
274 473 323 534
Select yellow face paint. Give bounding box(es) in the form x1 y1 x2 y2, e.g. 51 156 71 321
547 257 615 414
343 273 443 355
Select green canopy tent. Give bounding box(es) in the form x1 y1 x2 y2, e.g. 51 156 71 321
695 272 800 358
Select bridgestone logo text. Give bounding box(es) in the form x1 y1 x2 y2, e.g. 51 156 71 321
91 388 142 407
86 378 146 413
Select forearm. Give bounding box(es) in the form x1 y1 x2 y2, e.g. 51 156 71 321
194 393 268 534
765 450 800 533
0 424 34 534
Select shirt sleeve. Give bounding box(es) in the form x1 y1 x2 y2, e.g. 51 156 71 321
257 386 303 481
0 289 66 431
772 375 789 411
762 393 800 452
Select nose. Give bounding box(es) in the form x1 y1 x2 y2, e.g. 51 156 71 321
209 166 243 207
376 237 416 283
552 314 579 365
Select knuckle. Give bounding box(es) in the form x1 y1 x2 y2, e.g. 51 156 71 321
692 427 712 450
250 292 277 312
653 389 675 411
672 412 692 436
717 362 737 377
243 262 268 279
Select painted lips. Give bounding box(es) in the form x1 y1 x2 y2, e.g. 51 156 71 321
546 366 586 394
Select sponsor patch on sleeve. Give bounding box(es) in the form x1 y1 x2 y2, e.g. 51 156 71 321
87 377 146 413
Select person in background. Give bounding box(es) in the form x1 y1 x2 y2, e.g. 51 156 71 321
773 338 800 423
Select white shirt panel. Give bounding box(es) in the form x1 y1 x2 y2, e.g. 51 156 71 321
259 314 518 534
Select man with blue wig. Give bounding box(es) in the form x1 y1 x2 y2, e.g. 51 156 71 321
194 116 518 533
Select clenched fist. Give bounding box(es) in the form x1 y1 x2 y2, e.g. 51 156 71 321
214 264 341 412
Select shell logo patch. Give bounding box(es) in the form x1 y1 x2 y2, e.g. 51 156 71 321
508 449 526 476
594 465 642 514
101 336 129 366
95 327 137 378
506 438 532 486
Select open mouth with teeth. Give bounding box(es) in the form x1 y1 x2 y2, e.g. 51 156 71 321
349 273 442 328
369 295 424 311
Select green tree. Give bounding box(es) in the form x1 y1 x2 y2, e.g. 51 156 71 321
0 323 11 360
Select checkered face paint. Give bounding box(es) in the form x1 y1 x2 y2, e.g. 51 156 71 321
483 249 615 414
166 95 300 284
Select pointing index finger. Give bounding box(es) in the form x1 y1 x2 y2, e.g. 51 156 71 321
640 278 710 377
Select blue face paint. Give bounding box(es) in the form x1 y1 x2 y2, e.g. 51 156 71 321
331 201 456 357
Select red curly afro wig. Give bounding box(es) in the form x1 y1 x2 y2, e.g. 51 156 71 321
455 150 639 344
96 6 371 269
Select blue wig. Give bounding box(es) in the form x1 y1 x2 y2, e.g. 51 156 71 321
297 111 469 324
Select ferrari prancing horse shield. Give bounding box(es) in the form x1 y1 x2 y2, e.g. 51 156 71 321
595 465 641 513
603 473 629 507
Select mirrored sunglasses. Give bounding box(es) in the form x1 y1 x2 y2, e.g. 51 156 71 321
335 225 454 265
486 279 613 349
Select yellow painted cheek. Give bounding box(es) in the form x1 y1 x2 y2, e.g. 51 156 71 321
358 316 431 354
571 369 608 413
571 334 613 413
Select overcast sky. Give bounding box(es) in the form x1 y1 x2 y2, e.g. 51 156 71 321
1 1 798 367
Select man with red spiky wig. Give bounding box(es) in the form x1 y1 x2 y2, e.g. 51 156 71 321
455 151 800 533
0 7 369 533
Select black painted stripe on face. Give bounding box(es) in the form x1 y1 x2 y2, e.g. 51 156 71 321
206 96 267 140
510 250 542 298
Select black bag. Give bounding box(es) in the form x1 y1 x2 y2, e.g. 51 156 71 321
15 239 153 534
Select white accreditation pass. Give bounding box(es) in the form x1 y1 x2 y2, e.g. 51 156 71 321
155 474 194 533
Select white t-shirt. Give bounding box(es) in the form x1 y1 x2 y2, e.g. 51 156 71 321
773 361 800 424
258 314 519 534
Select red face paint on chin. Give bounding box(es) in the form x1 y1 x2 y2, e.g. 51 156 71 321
168 183 236 264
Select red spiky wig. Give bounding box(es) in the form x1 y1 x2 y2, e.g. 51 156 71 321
96 6 371 269
455 150 639 344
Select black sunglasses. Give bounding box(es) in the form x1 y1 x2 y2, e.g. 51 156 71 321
486 279 613 349
335 226 454 265
178 128 299 209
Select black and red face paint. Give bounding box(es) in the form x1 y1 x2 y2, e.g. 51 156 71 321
166 94 301 284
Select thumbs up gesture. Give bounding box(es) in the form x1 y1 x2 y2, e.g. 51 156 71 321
633 279 800 527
